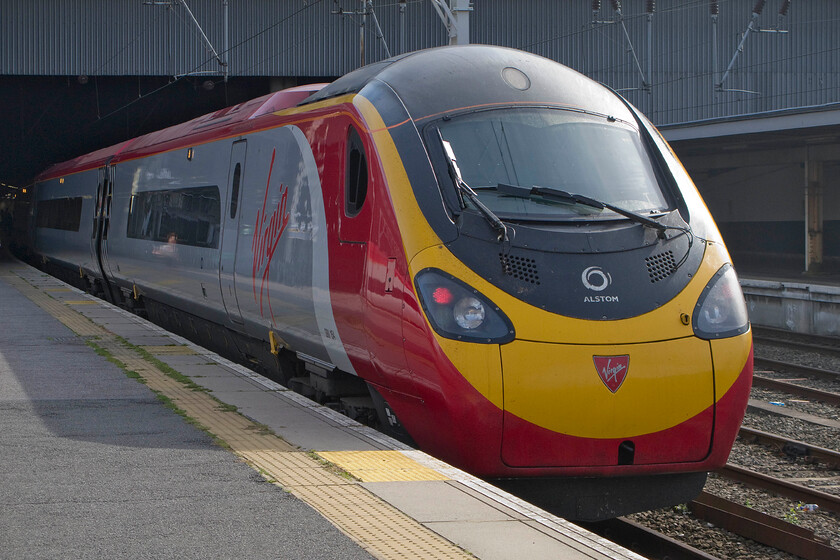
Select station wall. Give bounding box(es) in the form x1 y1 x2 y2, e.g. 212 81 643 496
690 160 839 273
1 0 839 127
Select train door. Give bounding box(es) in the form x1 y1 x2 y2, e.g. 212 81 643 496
89 169 104 269
219 140 247 325
90 165 118 303
100 165 116 278
331 124 377 377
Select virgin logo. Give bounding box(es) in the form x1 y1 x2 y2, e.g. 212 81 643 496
593 355 629 393
252 148 290 322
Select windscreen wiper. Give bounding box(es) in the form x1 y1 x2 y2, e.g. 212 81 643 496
497 182 667 238
438 132 509 242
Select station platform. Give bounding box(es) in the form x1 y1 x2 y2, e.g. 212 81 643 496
0 254 641 560
739 270 840 338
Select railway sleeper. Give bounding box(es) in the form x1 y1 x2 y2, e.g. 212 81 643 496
689 492 838 560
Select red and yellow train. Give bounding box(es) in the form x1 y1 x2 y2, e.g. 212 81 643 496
24 45 752 520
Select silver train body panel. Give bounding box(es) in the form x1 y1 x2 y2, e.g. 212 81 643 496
33 125 353 373
33 170 98 275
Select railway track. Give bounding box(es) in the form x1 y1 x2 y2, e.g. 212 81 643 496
610 331 840 559
738 425 840 469
754 356 840 383
753 326 840 359
590 472 840 560
714 333 840 558
718 464 840 515
687 491 840 560
752 374 840 406
580 518 719 560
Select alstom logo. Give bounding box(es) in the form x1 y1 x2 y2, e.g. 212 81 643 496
581 266 612 292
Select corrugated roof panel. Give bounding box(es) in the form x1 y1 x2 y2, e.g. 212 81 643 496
2 0 838 126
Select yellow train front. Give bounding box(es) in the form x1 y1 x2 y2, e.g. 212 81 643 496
313 45 753 521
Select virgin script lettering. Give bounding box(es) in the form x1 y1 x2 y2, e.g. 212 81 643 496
252 148 290 322
599 359 626 383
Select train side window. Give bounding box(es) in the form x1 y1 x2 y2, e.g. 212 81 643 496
345 127 368 217
229 163 241 219
126 185 221 249
36 197 83 232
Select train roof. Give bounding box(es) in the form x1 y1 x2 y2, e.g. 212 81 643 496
303 45 635 125
34 83 326 182
35 45 636 183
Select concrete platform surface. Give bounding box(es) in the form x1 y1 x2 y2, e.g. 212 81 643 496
0 256 641 560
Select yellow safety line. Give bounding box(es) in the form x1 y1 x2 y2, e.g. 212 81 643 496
319 450 449 482
2 266 473 560
140 345 198 355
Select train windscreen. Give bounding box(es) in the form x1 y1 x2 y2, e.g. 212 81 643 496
434 108 669 221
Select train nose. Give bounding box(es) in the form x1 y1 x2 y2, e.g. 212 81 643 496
500 338 716 468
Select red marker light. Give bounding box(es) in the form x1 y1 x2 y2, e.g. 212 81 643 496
432 286 453 305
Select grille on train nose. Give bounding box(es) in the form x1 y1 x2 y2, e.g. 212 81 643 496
645 250 676 283
499 253 541 285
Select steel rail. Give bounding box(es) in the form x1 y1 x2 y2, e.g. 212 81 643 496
689 492 840 560
739 426 840 469
754 357 840 382
753 326 840 358
753 375 840 406
753 325 840 343
754 336 840 359
579 517 721 560
719 464 840 515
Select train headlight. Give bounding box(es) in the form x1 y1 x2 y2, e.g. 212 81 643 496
454 297 485 329
415 269 515 344
692 264 750 339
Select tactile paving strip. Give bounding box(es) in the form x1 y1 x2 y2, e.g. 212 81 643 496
141 345 198 355
291 484 468 560
3 266 474 560
319 450 450 482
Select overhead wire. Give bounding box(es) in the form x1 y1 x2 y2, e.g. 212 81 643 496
518 1 838 123
330 0 399 63
28 2 168 138
523 0 711 51
93 0 325 124
234 0 411 82
237 23 328 76
87 0 839 127
86 5 167 78
169 1 223 67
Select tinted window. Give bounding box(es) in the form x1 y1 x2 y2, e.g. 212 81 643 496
436 108 669 220
345 127 368 217
36 197 83 231
230 163 241 219
127 185 221 248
